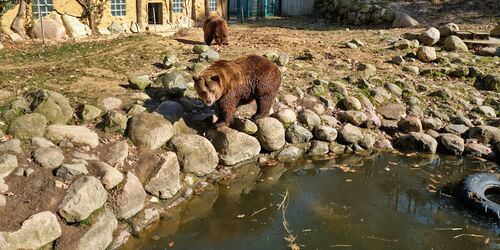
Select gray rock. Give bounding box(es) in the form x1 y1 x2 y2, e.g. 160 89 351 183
58 176 108 223
343 96 362 111
34 147 64 169
468 126 500 144
108 22 126 33
145 152 181 199
130 207 160 234
370 87 392 104
168 134 218 176
0 154 18 179
313 126 337 142
439 133 465 155
104 111 128 133
357 63 377 78
72 151 98 161
464 143 493 159
285 125 313 144
14 167 25 176
114 172 146 219
443 124 469 135
439 23 459 37
0 211 61 250
366 109 382 129
105 141 129 167
477 47 500 57
384 83 402 97
345 42 358 49
199 50 220 62
76 210 117 250
298 109 321 127
8 113 48 140
128 75 152 91
127 104 147 116
46 125 99 148
329 81 348 96
403 66 420 75
100 97 122 111
395 132 438 153
159 72 188 97
128 112 174 150
154 101 184 122
308 140 330 157
473 106 496 118
444 36 468 52
206 127 261 166
281 94 298 106
255 117 286 151
398 117 422 133
29 89 73 124
273 108 297 124
81 104 102 122
417 46 437 63
329 142 346 154
422 117 443 130
479 74 500 91
450 66 469 77
320 115 341 127
360 133 375 150
56 163 88 180
392 13 419 28
451 113 474 127
277 145 303 162
25 168 35 177
109 230 131 250
419 27 440 46
379 103 406 121
391 55 405 65
338 123 363 145
0 194 5 206
193 44 210 54
0 139 22 154
162 52 178 69
341 110 367 126
277 53 289 66
374 139 393 150
95 162 123 190
231 118 258 135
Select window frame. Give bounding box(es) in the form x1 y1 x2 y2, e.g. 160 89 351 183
111 0 127 16
209 0 217 12
172 0 183 13
32 0 54 19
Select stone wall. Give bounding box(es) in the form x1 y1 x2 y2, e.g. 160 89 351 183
314 0 397 26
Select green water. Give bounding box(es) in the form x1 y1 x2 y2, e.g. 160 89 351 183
122 153 500 250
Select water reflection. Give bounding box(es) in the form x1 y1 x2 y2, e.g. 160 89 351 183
122 153 500 250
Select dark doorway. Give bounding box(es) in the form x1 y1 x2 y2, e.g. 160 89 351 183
148 3 163 24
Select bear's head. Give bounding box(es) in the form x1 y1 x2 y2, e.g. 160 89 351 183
193 73 224 106
215 33 228 45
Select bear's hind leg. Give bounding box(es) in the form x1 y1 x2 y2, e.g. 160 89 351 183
252 94 274 120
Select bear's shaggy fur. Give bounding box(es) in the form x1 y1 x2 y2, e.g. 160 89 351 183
203 15 229 45
193 54 281 127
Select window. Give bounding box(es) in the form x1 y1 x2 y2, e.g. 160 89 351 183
172 0 183 13
111 0 126 16
32 0 53 19
209 0 217 12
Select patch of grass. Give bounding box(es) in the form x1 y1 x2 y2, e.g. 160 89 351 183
79 206 104 227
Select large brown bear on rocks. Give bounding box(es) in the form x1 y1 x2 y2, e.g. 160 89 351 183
193 54 281 127
203 14 229 45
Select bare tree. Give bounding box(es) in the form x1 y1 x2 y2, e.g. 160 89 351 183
75 0 109 33
136 0 143 29
10 0 27 37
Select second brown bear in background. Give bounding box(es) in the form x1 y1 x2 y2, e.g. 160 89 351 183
203 14 229 45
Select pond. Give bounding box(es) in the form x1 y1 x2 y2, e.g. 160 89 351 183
122 153 500 249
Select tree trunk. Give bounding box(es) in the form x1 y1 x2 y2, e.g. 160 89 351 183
204 0 210 17
136 0 143 29
88 3 95 33
11 0 27 38
169 0 173 23
191 0 197 20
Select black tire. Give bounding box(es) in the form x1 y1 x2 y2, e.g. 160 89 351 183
459 173 500 219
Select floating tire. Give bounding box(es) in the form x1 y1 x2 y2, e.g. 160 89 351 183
460 173 500 219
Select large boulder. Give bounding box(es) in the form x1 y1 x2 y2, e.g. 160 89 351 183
298 109 321 127
417 46 437 63
395 132 438 153
45 125 99 148
392 13 419 28
8 113 48 140
273 108 297 124
419 27 440 46
31 13 67 40
398 117 422 133
128 112 174 150
285 125 313 144
154 100 184 122
0 154 18 179
0 211 61 249
255 117 286 151
159 72 188 97
76 210 117 250
340 111 367 126
444 35 468 52
56 163 88 180
439 23 459 37
0 139 22 154
206 127 261 165
145 152 181 199
113 172 146 219
95 162 123 190
105 141 129 167
338 123 363 145
378 103 406 121
58 176 108 223
477 74 500 91
168 134 218 176
467 126 500 144
313 126 337 142
29 89 73 124
439 133 465 155
128 75 152 91
61 14 91 38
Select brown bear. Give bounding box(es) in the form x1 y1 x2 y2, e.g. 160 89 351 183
193 54 281 127
203 14 229 45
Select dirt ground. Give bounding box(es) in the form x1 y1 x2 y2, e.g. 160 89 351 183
0 0 499 247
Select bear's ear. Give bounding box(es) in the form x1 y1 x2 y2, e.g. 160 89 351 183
210 74 220 83
192 75 200 81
